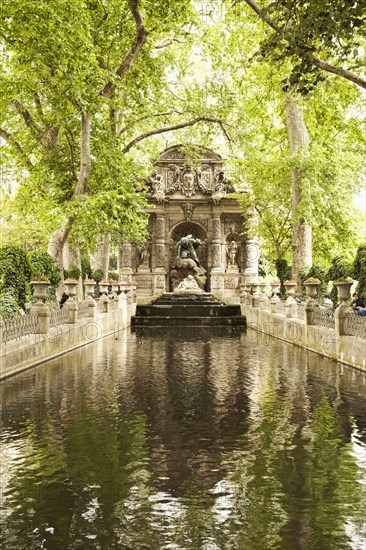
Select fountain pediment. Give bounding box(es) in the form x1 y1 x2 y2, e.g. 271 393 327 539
147 144 234 202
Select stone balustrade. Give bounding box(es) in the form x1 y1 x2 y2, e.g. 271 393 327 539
0 285 137 380
241 283 366 371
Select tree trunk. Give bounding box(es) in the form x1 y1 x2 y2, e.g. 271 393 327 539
47 230 64 300
51 113 92 280
285 100 312 284
90 234 110 280
64 241 83 301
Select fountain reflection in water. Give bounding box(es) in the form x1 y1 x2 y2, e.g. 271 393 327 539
0 327 366 550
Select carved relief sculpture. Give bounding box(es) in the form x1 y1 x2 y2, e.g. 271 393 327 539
156 217 165 240
212 244 221 268
181 203 195 222
212 217 221 241
166 164 181 193
181 170 196 197
156 243 165 268
196 164 212 193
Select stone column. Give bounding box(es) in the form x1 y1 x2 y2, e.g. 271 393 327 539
120 243 133 283
154 215 166 295
210 216 224 296
211 216 222 272
244 239 259 284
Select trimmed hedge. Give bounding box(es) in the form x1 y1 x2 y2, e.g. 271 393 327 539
29 250 61 286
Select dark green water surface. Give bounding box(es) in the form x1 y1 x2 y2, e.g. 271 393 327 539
1 327 366 550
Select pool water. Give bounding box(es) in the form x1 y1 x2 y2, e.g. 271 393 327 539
1 327 366 549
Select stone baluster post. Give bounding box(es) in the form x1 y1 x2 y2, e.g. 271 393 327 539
67 299 78 324
154 215 166 295
334 282 353 337
305 284 319 326
31 302 50 334
88 300 96 319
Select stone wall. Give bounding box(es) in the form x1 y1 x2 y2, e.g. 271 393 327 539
241 298 366 372
0 298 136 381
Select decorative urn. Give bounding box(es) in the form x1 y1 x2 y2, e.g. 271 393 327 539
284 280 297 299
84 279 96 298
271 281 281 296
333 279 354 305
31 276 51 303
63 278 78 298
99 280 110 296
304 278 320 300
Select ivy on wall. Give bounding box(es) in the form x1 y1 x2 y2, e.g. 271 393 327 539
0 245 31 311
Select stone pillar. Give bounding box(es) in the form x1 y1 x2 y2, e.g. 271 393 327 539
31 302 50 334
101 294 109 313
305 298 319 326
120 243 133 283
87 299 96 319
211 217 222 271
251 283 260 308
154 215 166 295
210 216 224 296
67 299 78 324
335 304 350 336
244 238 259 284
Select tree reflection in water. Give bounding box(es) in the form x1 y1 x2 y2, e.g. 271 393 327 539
0 327 365 549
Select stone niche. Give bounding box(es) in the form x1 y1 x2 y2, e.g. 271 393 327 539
120 144 259 304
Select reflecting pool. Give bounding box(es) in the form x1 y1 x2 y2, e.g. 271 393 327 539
1 327 366 549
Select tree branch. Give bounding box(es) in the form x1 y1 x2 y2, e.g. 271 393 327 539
11 99 43 135
0 127 34 169
243 0 366 90
121 116 231 153
101 0 148 98
117 109 184 135
153 35 187 49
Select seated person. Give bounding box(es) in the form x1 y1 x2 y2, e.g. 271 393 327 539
357 307 366 317
350 292 365 311
59 292 69 309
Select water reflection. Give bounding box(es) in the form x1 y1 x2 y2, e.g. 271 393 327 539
1 327 366 549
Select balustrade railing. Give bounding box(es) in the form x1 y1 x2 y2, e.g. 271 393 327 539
78 301 90 319
345 312 366 339
297 304 306 320
313 306 335 329
2 313 39 344
49 307 69 328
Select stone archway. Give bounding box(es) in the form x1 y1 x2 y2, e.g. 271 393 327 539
170 221 207 267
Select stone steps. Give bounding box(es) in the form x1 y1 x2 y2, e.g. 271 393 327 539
132 315 246 327
132 292 246 328
136 305 241 317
